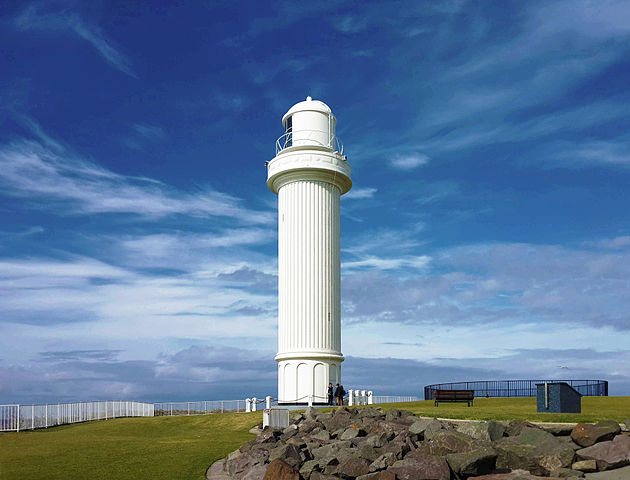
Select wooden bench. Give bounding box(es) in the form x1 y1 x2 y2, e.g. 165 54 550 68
433 389 474 407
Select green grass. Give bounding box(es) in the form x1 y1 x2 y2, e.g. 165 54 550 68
1 397 629 480
375 396 630 423
0 411 261 480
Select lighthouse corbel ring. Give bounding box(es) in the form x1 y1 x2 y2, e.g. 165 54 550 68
267 96 352 405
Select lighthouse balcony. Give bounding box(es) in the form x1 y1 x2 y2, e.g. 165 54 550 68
276 130 344 156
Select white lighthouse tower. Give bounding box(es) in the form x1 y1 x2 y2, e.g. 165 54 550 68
267 97 352 405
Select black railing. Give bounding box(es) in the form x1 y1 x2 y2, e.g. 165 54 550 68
424 379 608 400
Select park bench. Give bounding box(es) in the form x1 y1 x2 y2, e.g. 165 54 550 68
433 389 474 407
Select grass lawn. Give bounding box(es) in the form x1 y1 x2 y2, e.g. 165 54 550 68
0 411 262 480
1 397 629 480
376 396 630 423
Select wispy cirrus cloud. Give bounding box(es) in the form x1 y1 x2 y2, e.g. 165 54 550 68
0 139 273 223
12 2 136 77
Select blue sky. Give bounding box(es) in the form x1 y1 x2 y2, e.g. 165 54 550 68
1 0 629 404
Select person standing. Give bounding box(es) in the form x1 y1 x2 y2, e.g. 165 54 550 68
334 383 345 406
327 383 334 406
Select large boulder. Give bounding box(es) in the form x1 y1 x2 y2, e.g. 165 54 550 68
268 444 302 468
389 453 451 480
206 459 232 480
241 465 267 480
369 452 397 472
456 421 505 442
571 422 621 448
426 430 482 455
446 446 498 477
576 434 630 470
336 457 371 479
495 427 575 475
263 458 299 480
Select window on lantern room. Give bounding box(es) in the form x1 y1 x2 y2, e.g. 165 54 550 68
285 115 292 148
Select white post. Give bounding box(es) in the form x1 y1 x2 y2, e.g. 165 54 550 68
221 400 224 413
265 396 271 410
204 401 207 414
246 398 251 413
348 389 353 406
31 405 34 430
361 390 366 406
170 403 173 416
355 390 360 406
17 405 20 432
252 397 257 412
45 404 48 428
367 391 373 405
308 395 313 407
187 402 190 416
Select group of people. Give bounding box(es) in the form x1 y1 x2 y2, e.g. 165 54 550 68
327 382 346 406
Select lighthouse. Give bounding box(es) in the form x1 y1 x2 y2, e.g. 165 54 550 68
267 97 352 404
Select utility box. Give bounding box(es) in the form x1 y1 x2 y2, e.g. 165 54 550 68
262 408 289 429
536 382 581 413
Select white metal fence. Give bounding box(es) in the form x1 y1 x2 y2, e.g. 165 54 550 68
0 395 421 432
372 395 421 404
154 399 246 416
0 401 154 432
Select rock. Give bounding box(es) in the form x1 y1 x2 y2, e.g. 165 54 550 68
505 420 540 437
311 441 351 459
409 418 444 439
364 433 389 448
469 470 564 479
311 430 331 441
263 458 299 480
310 472 339 480
241 465 267 480
356 471 396 480
573 460 598 472
540 424 576 436
455 421 505 442
389 454 450 480
385 409 401 421
268 444 302 468
623 420 630 432
584 465 630 479
206 459 232 480
446 447 498 477
340 425 366 440
369 452 397 472
571 422 621 448
576 434 630 470
426 430 481 455
552 467 585 477
337 457 371 479
495 427 575 475
299 459 320 478
358 443 384 463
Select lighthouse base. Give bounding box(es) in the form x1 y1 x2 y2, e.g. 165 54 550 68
276 354 343 405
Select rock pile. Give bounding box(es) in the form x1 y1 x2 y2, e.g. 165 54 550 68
207 407 630 480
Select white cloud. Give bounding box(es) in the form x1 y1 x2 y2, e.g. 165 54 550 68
0 139 273 224
344 187 377 200
12 3 136 78
389 153 430 170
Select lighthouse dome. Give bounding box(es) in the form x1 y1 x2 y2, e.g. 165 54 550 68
282 96 332 125
279 96 339 153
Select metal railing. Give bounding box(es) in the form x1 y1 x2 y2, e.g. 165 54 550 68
424 379 608 400
0 401 154 432
153 399 246 416
275 130 344 155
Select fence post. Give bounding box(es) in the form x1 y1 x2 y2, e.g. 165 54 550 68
204 401 207 414
31 405 34 430
367 391 373 405
348 390 353 406
187 402 190 416
45 404 48 428
265 396 271 410
252 397 257 412
170 403 173 416
17 405 20 432
222 400 224 413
